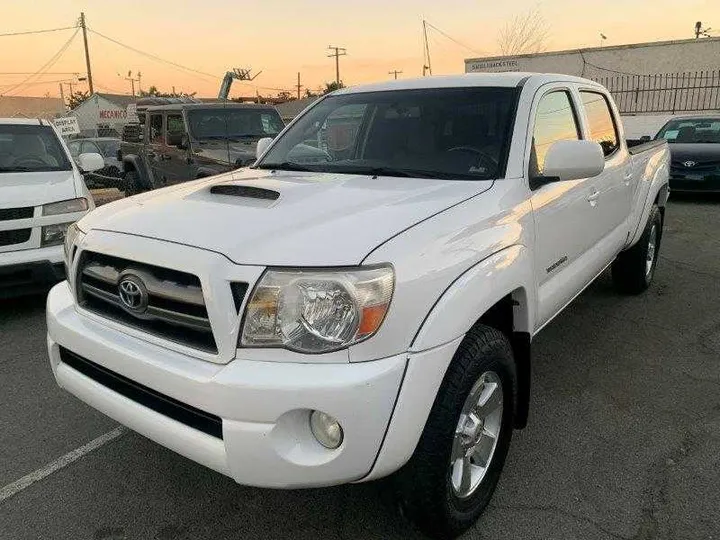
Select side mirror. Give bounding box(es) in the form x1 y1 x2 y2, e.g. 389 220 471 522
167 132 185 148
78 152 105 173
532 140 604 188
256 137 273 159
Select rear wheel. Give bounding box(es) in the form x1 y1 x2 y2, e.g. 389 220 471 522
395 324 516 539
612 205 663 294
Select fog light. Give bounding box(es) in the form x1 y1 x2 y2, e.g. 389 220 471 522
309 410 343 449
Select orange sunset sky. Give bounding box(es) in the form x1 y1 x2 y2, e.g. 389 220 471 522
1 0 718 99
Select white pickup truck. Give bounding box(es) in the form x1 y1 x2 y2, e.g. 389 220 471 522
0 118 103 298
47 74 669 538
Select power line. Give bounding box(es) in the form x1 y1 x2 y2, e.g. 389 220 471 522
0 72 81 76
2 28 79 96
88 28 219 81
424 21 486 56
0 26 76 38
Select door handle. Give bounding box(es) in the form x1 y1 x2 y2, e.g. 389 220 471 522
587 190 600 206
624 171 633 185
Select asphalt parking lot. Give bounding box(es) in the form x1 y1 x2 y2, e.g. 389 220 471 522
1 196 718 540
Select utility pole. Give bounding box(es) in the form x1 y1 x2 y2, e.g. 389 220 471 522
296 72 302 99
388 70 403 80
59 84 65 110
79 13 94 94
125 71 140 96
422 19 432 76
327 46 347 85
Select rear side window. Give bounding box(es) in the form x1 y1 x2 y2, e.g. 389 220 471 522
580 92 619 157
532 91 580 175
149 114 163 144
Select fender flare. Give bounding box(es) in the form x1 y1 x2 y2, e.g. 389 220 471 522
628 168 669 248
122 154 153 190
363 245 535 481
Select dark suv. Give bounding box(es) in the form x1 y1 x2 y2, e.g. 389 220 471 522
119 101 285 193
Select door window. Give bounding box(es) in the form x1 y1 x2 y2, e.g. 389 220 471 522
580 92 619 157
149 114 164 144
532 91 580 175
80 141 99 154
166 114 186 145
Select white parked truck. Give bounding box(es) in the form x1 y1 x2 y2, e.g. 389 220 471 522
0 118 102 298
47 74 669 538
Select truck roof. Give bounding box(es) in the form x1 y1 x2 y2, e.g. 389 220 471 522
335 73 603 94
144 102 279 112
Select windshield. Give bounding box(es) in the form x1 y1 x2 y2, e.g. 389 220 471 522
0 124 72 173
256 87 518 180
656 118 720 144
95 139 121 157
187 108 284 140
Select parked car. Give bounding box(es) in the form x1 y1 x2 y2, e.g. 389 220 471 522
119 102 285 194
0 118 101 298
47 74 669 539
67 137 123 179
653 116 720 192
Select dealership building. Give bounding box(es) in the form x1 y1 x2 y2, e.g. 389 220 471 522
465 37 720 136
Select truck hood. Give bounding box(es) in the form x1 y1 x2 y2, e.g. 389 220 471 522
0 170 78 208
668 143 720 163
79 168 492 266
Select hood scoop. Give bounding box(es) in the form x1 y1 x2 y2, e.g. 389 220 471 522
210 184 280 201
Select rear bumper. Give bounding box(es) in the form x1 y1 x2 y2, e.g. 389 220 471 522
0 245 65 298
47 282 408 488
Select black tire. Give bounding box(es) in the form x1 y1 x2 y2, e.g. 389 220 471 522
612 205 663 295
124 170 143 196
395 324 516 539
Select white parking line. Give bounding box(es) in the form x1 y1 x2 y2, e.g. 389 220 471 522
0 427 126 504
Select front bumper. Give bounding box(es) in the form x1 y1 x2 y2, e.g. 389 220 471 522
670 173 720 192
47 282 407 488
0 245 65 298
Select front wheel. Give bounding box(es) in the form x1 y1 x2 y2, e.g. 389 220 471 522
612 205 663 295
395 324 516 539
123 170 143 196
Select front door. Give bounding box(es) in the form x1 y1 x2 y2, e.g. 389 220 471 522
529 87 602 327
162 113 195 184
146 112 170 186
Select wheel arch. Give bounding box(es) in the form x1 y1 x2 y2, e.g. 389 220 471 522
362 246 535 481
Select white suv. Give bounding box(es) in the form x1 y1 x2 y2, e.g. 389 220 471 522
0 118 102 298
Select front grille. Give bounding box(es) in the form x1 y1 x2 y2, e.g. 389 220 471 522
0 229 31 247
0 207 33 221
59 347 223 439
77 251 217 353
671 160 720 172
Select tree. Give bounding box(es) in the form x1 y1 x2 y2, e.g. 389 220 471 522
322 81 345 95
138 85 196 98
305 88 319 98
276 90 295 102
497 6 550 56
67 90 90 110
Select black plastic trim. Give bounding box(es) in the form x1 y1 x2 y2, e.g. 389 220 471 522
59 347 223 439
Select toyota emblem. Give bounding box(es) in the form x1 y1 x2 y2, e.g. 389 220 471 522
118 275 148 313
683 160 697 168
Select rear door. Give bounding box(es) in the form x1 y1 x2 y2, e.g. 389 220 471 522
147 112 170 186
577 89 631 256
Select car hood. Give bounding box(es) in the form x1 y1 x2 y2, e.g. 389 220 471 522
79 168 493 266
668 143 720 163
0 170 78 208
194 141 259 164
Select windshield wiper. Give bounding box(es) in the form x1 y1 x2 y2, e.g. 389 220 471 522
255 161 317 172
0 166 35 172
356 167 484 180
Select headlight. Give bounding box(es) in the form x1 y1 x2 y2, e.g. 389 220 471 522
41 222 71 246
42 198 88 216
240 266 394 353
63 222 81 259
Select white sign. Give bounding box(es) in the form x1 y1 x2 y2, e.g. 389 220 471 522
53 116 81 136
126 104 139 123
